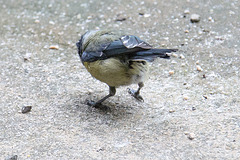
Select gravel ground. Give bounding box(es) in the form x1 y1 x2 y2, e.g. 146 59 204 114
1 0 240 159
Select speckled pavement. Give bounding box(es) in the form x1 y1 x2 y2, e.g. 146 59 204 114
1 0 239 159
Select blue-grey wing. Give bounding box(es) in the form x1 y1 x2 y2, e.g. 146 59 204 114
81 35 152 62
120 35 152 49
104 35 152 56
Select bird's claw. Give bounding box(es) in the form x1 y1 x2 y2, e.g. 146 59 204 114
86 100 100 107
85 100 110 111
127 88 144 102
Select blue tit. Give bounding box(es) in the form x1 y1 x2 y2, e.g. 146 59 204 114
76 30 177 107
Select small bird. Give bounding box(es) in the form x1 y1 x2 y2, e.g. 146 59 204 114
76 30 177 107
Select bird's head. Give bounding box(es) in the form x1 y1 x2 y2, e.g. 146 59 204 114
76 30 100 58
76 34 84 57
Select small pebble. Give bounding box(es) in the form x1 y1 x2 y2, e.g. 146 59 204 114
34 19 40 23
143 14 151 18
181 43 185 46
208 16 214 22
169 109 175 113
184 9 190 14
196 60 200 64
181 63 186 67
184 30 189 33
192 107 196 111
96 148 105 152
87 15 92 19
23 52 32 61
196 65 203 71
58 32 64 35
190 14 200 23
187 133 195 140
229 10 235 15
179 54 185 59
87 89 93 94
115 17 127 22
5 155 18 160
210 9 214 14
169 70 174 75
49 21 55 25
22 106 32 114
203 95 208 99
183 96 189 100
172 53 178 58
202 29 210 33
49 45 59 50
77 14 81 19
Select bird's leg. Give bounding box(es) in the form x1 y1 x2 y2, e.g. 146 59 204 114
87 86 116 108
127 82 144 102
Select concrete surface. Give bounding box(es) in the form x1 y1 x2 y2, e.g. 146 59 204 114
0 0 239 159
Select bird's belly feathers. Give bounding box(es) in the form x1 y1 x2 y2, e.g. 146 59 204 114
83 58 149 87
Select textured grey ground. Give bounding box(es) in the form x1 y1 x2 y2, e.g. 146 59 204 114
1 0 240 159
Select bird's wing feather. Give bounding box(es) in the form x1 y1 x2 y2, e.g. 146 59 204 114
81 35 152 62
120 35 152 49
103 35 152 56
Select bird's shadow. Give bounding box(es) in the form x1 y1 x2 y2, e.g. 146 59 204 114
61 92 142 124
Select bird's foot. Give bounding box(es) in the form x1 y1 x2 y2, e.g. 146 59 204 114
127 88 144 102
85 100 110 111
86 100 96 106
86 100 101 107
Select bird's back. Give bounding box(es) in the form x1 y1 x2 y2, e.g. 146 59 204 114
77 30 176 86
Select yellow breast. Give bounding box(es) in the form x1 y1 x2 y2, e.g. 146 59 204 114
84 58 149 87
